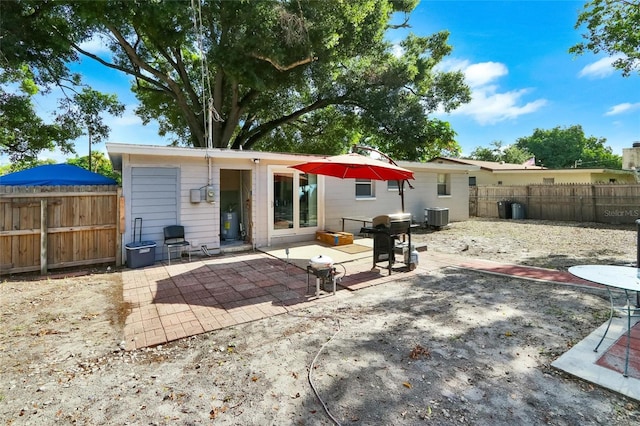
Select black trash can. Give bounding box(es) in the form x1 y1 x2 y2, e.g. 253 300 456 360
497 200 512 219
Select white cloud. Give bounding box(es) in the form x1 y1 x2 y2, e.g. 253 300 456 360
437 60 507 88
578 55 624 79
78 34 113 55
463 62 508 88
604 102 640 116
453 86 548 125
439 60 547 125
436 58 470 73
391 43 404 58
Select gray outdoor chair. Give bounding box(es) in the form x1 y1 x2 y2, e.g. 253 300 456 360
163 225 191 265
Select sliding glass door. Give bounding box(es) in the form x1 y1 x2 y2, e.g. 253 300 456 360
270 168 319 236
273 172 294 230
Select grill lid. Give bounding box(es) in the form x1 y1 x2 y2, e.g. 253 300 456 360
372 213 412 228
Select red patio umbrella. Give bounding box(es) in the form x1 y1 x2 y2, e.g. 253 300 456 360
289 153 414 181
290 152 414 212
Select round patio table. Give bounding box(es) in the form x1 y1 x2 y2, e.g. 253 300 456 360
568 265 640 377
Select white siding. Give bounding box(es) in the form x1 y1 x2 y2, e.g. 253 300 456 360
325 170 470 234
253 162 269 247
112 145 472 251
177 158 219 250
130 167 178 261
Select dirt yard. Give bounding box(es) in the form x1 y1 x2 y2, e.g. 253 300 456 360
1 218 639 425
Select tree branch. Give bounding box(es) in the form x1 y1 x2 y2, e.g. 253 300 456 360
100 24 206 146
103 24 174 90
236 95 347 150
71 39 172 95
171 46 203 113
387 14 411 30
250 53 317 72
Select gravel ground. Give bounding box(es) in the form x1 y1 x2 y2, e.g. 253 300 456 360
413 217 638 270
1 218 639 425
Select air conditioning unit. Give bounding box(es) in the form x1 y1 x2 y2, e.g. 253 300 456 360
424 207 449 228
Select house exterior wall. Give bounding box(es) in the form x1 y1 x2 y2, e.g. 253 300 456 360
324 170 469 235
474 168 633 185
130 166 179 261
489 171 587 185
112 146 473 254
490 171 636 185
432 158 637 185
622 146 640 170
120 154 220 255
252 162 268 248
181 157 257 249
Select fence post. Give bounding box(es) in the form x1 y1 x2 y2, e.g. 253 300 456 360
116 188 123 267
40 199 48 275
591 185 597 222
636 218 640 307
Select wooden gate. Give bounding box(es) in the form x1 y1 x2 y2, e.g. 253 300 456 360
0 185 121 275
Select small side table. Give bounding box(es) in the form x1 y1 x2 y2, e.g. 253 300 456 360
568 265 640 377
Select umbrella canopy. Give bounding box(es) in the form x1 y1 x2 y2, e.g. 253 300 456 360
289 153 414 181
0 164 117 186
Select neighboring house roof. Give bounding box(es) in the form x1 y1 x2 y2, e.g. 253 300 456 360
0 164 117 186
489 168 634 176
429 157 637 176
428 156 639 185
429 157 545 171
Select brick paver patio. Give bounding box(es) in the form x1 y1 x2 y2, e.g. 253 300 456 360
120 247 639 399
122 251 421 350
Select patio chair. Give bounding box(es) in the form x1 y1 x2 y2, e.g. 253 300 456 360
163 225 191 265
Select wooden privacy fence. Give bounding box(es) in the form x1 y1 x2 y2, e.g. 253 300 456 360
470 184 640 224
0 185 121 275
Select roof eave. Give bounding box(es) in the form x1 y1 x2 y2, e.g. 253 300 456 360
492 168 633 174
106 143 481 173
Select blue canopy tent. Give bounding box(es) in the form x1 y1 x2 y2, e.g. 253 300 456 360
0 164 117 186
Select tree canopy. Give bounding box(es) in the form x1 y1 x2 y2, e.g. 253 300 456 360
4 0 471 161
67 152 121 183
0 0 123 163
467 140 533 164
57 88 125 170
570 0 640 76
514 125 622 169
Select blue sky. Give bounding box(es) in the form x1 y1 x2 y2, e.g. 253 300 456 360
6 0 639 166
409 0 639 157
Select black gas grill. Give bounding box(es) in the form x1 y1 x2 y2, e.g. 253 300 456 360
361 213 412 275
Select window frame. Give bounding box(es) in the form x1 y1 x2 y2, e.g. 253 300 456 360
355 178 375 199
437 173 451 196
